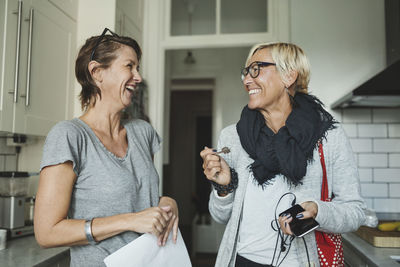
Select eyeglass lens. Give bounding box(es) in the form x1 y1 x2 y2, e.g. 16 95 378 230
241 62 261 81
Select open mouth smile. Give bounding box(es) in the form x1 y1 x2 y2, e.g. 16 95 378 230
248 89 261 95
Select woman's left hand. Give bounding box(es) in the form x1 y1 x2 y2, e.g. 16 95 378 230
158 196 179 246
278 201 318 236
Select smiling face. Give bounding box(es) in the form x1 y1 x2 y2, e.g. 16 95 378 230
99 45 142 110
242 48 287 112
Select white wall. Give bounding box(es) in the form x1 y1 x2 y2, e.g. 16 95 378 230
290 0 386 115
74 0 117 117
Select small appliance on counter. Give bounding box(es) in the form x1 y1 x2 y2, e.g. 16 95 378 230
0 171 34 238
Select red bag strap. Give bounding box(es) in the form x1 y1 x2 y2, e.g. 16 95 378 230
318 141 329 201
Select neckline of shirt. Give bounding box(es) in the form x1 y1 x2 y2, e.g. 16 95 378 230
74 118 130 161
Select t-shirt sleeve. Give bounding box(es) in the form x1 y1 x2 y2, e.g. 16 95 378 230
130 119 162 155
147 122 162 155
40 121 82 175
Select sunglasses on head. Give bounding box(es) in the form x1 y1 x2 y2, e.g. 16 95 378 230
90 28 119 61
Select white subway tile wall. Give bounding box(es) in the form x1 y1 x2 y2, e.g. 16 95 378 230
389 154 400 167
358 168 373 182
349 139 372 153
360 183 388 197
373 139 400 153
373 168 400 182
389 124 400 137
341 108 400 212
358 153 387 168
363 198 373 209
389 184 400 198
358 124 387 138
373 109 400 123
342 109 372 123
342 124 357 137
373 199 400 213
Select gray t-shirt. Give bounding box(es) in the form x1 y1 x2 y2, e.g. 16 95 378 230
40 118 161 267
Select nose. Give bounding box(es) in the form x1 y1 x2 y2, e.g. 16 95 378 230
242 72 253 86
133 69 142 84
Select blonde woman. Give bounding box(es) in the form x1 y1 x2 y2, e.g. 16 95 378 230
200 43 365 267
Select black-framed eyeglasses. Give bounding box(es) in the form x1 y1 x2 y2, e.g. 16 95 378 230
241 61 276 81
90 28 119 61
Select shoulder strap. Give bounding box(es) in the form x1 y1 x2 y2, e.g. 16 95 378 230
318 141 329 201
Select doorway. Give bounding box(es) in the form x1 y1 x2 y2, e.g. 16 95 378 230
163 89 213 259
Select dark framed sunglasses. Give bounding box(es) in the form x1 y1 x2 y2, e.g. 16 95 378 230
90 28 119 61
241 61 276 81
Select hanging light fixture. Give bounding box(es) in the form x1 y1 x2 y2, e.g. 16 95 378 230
184 0 196 65
184 51 196 64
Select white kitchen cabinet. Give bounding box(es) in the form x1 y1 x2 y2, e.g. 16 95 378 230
116 0 143 46
0 0 76 136
0 0 19 133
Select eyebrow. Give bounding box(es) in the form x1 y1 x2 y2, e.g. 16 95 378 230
125 59 138 64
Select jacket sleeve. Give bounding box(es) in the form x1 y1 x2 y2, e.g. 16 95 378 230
208 127 236 224
209 189 235 224
314 125 366 233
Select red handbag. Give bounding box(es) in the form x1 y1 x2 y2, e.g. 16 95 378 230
315 142 344 267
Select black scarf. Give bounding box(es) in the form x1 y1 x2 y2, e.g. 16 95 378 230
236 93 337 187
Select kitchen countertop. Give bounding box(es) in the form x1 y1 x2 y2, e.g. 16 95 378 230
1 231 398 266
0 235 69 267
343 232 400 266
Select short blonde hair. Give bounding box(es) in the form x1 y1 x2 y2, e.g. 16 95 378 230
246 42 310 94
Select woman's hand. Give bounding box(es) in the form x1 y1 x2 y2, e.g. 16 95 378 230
278 201 318 236
158 196 179 246
299 201 318 219
278 213 294 236
200 146 231 185
131 206 171 238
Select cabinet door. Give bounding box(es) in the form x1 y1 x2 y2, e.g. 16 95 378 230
48 0 77 21
0 0 21 132
15 0 75 136
116 0 143 45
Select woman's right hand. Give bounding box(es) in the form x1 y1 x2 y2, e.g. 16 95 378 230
131 206 172 237
200 146 231 185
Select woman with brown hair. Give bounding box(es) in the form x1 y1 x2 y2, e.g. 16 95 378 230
34 28 179 266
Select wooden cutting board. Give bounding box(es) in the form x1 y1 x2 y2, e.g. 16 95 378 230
355 225 400 248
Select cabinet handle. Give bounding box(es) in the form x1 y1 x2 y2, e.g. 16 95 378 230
11 0 23 103
24 8 34 107
120 16 123 34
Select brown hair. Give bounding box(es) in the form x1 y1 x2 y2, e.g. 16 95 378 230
75 34 142 111
246 42 310 94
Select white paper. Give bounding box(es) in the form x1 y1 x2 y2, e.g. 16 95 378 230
104 229 192 267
